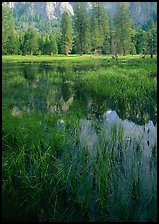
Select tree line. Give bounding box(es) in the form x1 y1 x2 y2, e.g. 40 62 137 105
2 2 157 58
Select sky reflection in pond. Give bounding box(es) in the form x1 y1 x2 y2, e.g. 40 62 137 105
3 61 156 126
79 110 157 215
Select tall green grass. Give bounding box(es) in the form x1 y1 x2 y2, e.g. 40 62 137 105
79 58 156 124
2 109 157 221
2 57 157 221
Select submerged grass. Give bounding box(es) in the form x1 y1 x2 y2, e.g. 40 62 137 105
78 58 157 124
2 109 157 221
2 56 157 221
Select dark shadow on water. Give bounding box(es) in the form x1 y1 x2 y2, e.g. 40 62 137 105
61 81 73 102
2 62 157 125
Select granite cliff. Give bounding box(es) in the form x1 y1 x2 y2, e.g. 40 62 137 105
4 2 157 30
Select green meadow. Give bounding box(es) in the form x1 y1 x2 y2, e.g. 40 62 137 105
2 55 157 221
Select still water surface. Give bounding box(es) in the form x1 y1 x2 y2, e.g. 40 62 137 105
3 61 157 170
2 62 156 124
2 62 157 221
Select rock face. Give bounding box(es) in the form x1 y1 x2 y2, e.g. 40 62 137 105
129 2 157 29
4 2 74 20
4 2 157 29
102 2 157 29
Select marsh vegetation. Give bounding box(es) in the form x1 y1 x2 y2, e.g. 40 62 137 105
2 56 157 221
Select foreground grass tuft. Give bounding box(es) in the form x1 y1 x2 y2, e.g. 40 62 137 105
2 56 157 221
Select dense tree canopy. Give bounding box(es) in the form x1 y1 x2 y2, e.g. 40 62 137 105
114 2 132 55
2 4 17 54
73 3 91 55
146 18 157 58
2 3 157 57
60 11 73 55
91 2 110 54
22 27 39 55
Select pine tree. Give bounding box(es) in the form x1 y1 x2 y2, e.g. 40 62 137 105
44 35 51 55
2 4 10 54
73 3 91 55
151 25 157 55
91 2 110 54
146 17 157 58
2 4 17 54
50 34 58 55
60 11 73 55
23 27 39 55
18 31 25 55
39 35 45 55
114 2 132 55
109 17 117 55
129 27 137 55
134 29 147 55
6 33 18 55
91 17 103 54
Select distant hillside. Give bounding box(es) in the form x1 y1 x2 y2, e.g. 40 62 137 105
3 2 157 31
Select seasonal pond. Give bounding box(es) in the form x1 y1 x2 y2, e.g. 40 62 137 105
2 60 157 221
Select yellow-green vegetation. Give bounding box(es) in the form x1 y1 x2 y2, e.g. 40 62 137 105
2 54 144 62
2 57 157 221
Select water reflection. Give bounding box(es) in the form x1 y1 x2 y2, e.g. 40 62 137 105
2 62 156 125
61 80 73 102
23 66 36 82
2 62 157 220
79 110 157 216
80 110 157 157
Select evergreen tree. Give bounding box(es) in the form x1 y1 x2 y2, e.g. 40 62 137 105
134 29 147 55
18 31 25 55
2 4 17 54
129 27 137 55
91 2 110 54
23 27 39 55
114 2 132 55
109 18 117 55
73 2 91 55
2 4 10 54
49 34 58 55
146 18 157 58
151 25 157 55
60 11 73 55
6 33 18 55
2 2 157 58
39 35 45 55
44 35 51 55
91 17 103 54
